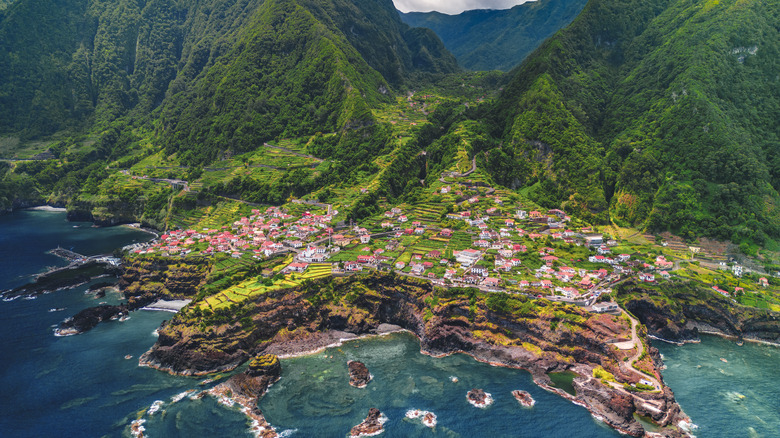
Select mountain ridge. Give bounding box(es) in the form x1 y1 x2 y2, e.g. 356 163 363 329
401 0 588 71
487 0 780 245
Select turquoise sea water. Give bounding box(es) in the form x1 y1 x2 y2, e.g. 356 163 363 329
1 210 778 437
655 336 780 438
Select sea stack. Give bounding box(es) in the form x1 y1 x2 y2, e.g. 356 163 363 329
512 390 536 407
350 408 385 437
467 389 494 408
348 360 372 388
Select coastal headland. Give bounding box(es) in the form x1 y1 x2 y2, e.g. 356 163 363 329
138 272 695 437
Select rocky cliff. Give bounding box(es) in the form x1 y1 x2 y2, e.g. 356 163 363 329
55 256 211 335
618 281 780 345
209 353 282 438
119 256 211 305
140 272 692 437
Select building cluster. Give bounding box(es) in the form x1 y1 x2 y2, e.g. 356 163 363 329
133 206 337 259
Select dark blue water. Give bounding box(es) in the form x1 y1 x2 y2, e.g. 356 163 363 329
1 211 776 438
0 211 200 437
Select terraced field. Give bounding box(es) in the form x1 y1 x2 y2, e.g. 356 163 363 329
411 204 444 224
174 201 253 231
202 263 332 310
449 231 474 251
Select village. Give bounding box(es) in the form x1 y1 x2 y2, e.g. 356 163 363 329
128 179 775 314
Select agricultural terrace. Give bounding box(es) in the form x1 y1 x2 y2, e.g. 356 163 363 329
200 263 332 310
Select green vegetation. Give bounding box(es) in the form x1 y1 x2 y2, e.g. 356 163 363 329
489 0 780 245
0 0 459 218
3 0 780 253
548 371 579 395
593 365 617 382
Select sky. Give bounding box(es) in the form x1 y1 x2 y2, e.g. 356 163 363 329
393 0 530 15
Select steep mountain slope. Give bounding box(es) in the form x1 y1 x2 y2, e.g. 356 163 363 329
489 0 780 242
0 0 456 148
401 0 588 71
0 0 458 213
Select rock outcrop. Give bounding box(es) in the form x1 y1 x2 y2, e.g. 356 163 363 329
466 389 493 408
140 272 694 437
348 361 371 388
619 280 780 345
56 304 131 336
209 354 282 438
349 408 384 437
1 261 117 300
511 390 535 407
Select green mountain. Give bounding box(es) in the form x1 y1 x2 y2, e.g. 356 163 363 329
0 0 456 145
400 0 588 71
2 0 780 250
0 0 458 213
488 0 780 244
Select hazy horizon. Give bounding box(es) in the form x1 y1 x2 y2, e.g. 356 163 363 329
393 0 530 15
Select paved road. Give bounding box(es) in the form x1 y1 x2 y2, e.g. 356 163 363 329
620 309 662 391
264 142 323 162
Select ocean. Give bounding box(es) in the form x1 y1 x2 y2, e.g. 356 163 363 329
0 210 777 437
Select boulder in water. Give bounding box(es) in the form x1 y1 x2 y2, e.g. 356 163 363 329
350 408 384 437
348 360 372 388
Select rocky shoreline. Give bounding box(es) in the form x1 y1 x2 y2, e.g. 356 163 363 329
0 261 117 301
619 281 780 346
207 354 282 438
137 273 696 437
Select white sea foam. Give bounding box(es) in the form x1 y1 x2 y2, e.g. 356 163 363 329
405 409 423 419
678 419 699 433
216 395 235 407
129 419 146 438
171 390 196 403
147 400 164 415
406 409 437 427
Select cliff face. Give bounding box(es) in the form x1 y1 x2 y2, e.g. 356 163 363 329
619 281 780 344
140 273 691 437
119 256 211 306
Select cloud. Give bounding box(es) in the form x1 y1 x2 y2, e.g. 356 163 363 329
393 0 529 15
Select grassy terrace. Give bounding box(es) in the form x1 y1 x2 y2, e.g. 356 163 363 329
171 200 254 231
201 263 333 310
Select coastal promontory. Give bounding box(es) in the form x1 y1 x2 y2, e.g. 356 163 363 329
139 272 694 437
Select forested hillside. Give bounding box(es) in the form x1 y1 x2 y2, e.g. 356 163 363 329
401 0 587 71
0 0 455 142
0 0 458 211
487 0 780 246
1 0 779 251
